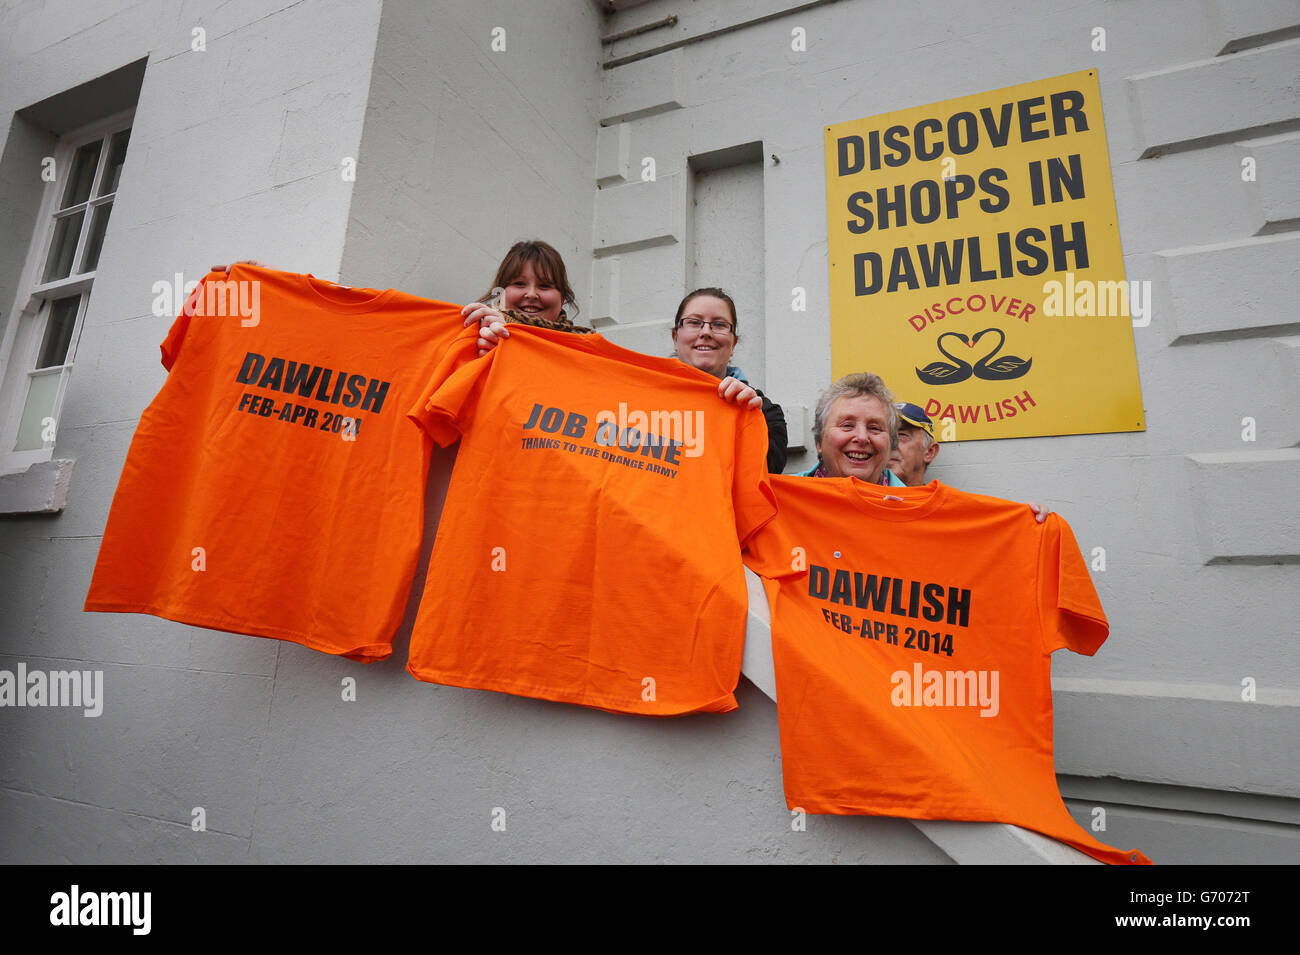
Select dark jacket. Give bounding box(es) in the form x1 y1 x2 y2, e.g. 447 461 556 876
758 390 788 474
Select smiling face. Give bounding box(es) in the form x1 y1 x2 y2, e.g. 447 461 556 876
672 294 737 379
501 260 564 325
817 394 892 482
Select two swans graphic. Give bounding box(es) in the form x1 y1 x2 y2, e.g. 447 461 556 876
915 327 1032 385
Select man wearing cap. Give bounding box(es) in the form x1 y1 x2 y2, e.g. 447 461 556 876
889 402 941 487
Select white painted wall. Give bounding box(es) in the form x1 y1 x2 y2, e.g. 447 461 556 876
340 1 603 302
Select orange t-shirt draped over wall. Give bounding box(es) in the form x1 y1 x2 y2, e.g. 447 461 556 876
744 475 1151 865
407 325 776 715
85 265 464 661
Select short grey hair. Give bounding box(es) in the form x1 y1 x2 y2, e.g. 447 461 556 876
812 373 899 451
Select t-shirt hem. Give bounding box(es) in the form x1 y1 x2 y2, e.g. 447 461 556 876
407 664 737 716
82 600 391 662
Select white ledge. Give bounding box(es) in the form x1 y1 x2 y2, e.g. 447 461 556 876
0 458 76 515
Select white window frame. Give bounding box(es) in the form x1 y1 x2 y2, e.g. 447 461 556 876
0 107 134 476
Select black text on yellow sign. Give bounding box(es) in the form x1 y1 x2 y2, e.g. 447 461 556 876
825 70 1145 440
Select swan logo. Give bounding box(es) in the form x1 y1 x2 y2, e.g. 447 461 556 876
916 327 1031 384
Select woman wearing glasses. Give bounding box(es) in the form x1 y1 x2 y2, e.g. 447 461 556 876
670 288 787 474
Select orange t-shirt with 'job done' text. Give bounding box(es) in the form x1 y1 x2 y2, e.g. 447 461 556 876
407 325 775 715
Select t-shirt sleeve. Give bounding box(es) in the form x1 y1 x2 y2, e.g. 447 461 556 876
407 325 494 447
739 475 807 582
1037 513 1109 655
160 272 218 370
732 408 777 547
740 507 808 582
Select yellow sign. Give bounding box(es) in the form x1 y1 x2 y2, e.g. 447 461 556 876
825 70 1145 439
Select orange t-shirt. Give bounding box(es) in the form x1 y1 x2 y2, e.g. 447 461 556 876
85 265 464 660
407 325 776 715
744 475 1151 865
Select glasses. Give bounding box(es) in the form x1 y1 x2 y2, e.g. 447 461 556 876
678 318 734 334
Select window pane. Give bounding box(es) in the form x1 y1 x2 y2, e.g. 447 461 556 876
13 368 62 452
80 200 113 272
41 210 85 282
61 139 102 209
36 296 81 369
97 128 131 196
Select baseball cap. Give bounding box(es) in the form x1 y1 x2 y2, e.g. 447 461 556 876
895 402 934 436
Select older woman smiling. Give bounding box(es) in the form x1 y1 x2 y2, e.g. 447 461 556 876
798 373 904 485
801 372 1050 522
